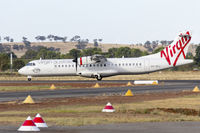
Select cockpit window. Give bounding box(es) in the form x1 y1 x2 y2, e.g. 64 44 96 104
26 63 36 66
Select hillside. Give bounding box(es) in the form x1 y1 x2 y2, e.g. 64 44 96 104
1 42 197 58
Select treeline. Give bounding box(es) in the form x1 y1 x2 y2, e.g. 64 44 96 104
22 47 148 59
0 47 149 72
0 45 199 72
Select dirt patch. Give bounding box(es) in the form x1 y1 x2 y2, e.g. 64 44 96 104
0 91 199 112
157 108 200 116
0 82 125 88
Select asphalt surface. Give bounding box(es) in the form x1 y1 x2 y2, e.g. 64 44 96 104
1 122 200 133
0 80 200 102
0 79 200 83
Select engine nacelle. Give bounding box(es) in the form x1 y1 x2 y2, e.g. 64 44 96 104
77 56 96 65
77 55 106 65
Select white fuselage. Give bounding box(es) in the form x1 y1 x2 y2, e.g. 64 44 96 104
18 57 193 78
18 31 193 80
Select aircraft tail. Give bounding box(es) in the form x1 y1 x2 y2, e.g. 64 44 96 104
147 31 192 66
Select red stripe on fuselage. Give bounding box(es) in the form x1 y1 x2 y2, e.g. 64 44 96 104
80 57 82 65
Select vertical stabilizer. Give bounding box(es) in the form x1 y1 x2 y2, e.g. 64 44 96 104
147 31 192 66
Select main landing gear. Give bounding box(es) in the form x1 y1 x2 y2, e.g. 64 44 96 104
27 76 32 81
95 75 102 81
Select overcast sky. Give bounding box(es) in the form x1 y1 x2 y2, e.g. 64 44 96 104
0 0 199 44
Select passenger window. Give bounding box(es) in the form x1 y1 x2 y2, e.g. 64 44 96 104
139 63 141 66
129 63 131 66
104 64 106 67
115 64 117 66
55 65 57 67
126 63 128 66
69 65 71 67
93 64 95 67
72 65 74 67
133 63 135 66
86 64 88 67
90 64 92 67
58 65 60 67
119 64 121 66
122 63 124 66
62 65 64 67
97 64 99 67
65 65 67 67
100 64 103 67
136 63 138 66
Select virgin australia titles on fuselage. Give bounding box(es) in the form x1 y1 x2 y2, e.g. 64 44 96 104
18 31 193 81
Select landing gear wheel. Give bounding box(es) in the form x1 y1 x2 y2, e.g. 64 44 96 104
95 75 102 81
27 76 32 81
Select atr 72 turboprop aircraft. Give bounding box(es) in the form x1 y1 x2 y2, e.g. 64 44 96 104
18 31 193 81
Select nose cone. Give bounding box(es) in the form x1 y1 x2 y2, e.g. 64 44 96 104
18 67 25 75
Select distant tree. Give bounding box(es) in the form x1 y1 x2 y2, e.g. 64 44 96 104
186 52 193 59
93 39 98 47
106 48 118 58
35 36 46 42
76 39 88 49
152 46 164 54
22 37 27 41
131 48 143 57
7 52 17 59
53 36 67 42
82 48 102 56
70 35 80 42
62 37 67 42
85 39 89 43
19 45 25 50
116 47 132 57
152 41 158 49
69 49 81 58
144 40 151 46
21 50 37 59
0 44 4 52
23 40 31 48
0 53 9 71
4 36 10 42
36 49 60 59
194 45 200 66
13 44 19 50
10 38 14 42
47 35 54 41
13 59 25 70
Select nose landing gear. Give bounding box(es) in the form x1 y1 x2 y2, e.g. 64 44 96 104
27 76 32 81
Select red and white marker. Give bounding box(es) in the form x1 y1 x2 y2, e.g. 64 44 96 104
102 102 115 112
18 116 40 131
33 113 48 127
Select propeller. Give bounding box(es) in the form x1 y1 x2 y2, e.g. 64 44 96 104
72 53 78 72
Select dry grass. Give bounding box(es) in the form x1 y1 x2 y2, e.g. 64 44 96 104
1 94 200 126
0 85 73 92
0 71 200 81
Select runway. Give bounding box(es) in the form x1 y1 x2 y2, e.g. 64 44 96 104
0 80 200 102
1 122 200 133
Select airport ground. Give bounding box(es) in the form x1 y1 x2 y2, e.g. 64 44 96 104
1 71 200 81
0 71 200 132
